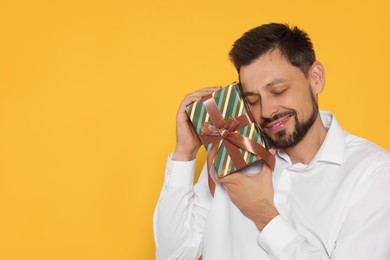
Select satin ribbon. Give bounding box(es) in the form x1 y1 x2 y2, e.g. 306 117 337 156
200 94 275 196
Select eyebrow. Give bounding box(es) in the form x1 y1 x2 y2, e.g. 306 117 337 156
242 78 287 98
265 78 287 88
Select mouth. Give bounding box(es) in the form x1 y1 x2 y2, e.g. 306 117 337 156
263 113 294 133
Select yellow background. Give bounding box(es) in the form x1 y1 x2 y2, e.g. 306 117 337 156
0 0 389 259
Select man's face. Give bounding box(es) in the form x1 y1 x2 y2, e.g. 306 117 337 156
239 49 320 149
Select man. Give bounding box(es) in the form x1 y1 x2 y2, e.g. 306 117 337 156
153 23 390 259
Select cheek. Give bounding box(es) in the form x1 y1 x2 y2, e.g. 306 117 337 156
294 92 314 120
247 104 261 125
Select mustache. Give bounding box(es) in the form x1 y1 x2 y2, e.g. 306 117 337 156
260 110 296 127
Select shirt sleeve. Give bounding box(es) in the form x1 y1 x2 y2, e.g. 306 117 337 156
330 163 390 259
257 163 390 260
153 153 212 260
257 216 332 260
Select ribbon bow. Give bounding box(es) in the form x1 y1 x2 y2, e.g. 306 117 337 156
200 94 275 196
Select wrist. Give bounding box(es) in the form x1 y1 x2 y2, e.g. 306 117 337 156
172 151 197 161
173 145 199 161
255 204 279 231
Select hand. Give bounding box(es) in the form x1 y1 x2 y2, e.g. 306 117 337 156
219 157 279 230
173 86 221 161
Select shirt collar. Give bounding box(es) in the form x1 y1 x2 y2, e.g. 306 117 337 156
276 110 345 168
315 111 345 165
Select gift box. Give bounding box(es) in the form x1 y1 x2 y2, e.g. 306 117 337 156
185 82 273 178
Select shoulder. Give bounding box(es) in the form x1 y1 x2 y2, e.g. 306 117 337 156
341 133 390 206
343 132 390 174
344 132 390 160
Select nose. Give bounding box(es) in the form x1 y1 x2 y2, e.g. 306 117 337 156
260 97 278 120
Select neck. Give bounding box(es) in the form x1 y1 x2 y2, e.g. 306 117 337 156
283 116 327 165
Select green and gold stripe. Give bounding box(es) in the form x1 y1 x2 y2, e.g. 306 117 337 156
185 82 267 177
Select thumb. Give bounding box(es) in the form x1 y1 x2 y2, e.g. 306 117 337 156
262 148 276 175
255 158 273 179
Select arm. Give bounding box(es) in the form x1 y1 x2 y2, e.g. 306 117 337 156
221 163 390 260
330 165 390 259
153 155 212 260
153 87 221 260
259 167 390 260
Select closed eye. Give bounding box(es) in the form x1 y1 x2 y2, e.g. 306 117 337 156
245 96 260 105
272 88 287 95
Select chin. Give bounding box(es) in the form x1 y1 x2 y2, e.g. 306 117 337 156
266 127 296 149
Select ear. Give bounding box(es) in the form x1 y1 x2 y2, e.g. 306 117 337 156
308 61 326 95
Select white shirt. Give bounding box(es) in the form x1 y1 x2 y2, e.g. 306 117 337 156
153 111 390 260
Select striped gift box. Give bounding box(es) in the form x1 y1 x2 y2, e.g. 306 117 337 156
185 82 269 177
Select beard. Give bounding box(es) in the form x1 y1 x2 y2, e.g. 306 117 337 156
260 90 319 149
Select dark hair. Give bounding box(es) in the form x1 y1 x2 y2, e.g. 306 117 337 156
229 23 316 76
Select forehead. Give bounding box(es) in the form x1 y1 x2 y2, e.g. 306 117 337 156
239 49 303 91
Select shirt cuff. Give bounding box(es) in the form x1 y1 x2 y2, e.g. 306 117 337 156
164 153 196 187
257 215 300 257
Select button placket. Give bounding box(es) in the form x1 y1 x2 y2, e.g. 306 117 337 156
274 169 290 215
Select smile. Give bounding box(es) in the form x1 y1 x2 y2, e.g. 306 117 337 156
264 114 293 133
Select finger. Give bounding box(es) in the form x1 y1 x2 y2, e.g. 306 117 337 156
185 86 222 98
220 179 238 193
219 173 236 184
248 161 272 179
219 172 244 184
179 86 222 111
220 182 231 193
197 86 222 92
177 95 206 116
261 161 273 175
187 86 222 96
179 95 203 108
268 148 276 155
178 95 205 112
